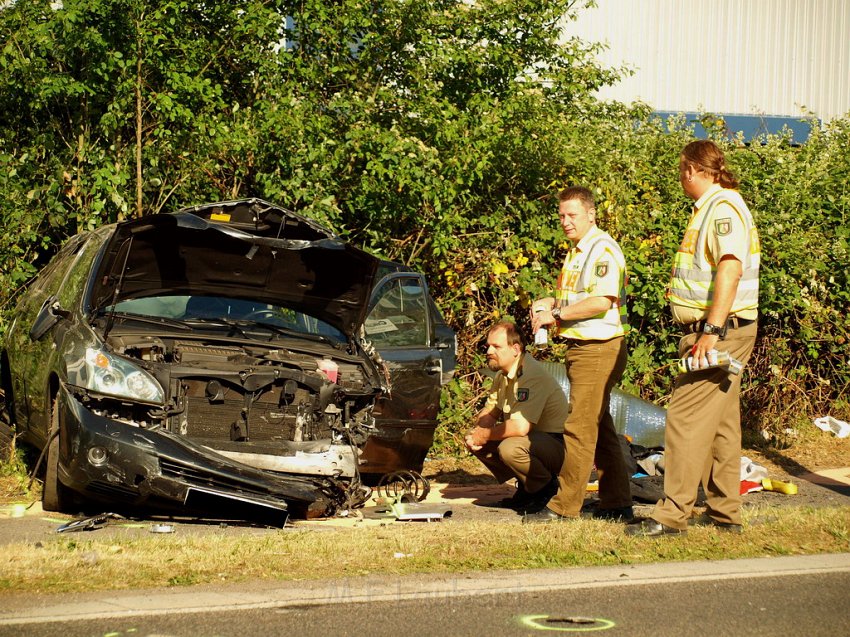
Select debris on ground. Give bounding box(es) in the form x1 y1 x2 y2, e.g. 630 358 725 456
56 512 125 533
813 416 850 438
365 495 452 522
762 478 798 495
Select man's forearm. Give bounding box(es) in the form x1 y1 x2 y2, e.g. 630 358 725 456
475 409 499 429
487 418 531 441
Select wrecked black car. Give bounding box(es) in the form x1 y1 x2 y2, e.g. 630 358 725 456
0 199 455 524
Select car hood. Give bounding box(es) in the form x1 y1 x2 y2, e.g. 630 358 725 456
89 199 379 336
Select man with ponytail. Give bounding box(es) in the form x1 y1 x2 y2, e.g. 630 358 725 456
626 140 760 537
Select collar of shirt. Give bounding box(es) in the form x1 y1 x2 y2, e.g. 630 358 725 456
573 224 605 253
693 183 723 211
505 352 526 380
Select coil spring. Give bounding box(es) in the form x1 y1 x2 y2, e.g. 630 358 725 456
376 470 430 502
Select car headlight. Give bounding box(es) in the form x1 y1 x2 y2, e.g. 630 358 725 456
84 347 164 403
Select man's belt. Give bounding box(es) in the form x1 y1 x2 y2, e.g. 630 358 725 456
683 316 755 335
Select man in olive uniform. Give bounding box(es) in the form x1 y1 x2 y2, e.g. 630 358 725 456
465 320 568 511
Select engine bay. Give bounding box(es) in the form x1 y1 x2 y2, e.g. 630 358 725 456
95 333 385 478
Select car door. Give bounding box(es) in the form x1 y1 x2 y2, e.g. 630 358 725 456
4 233 90 444
359 267 455 476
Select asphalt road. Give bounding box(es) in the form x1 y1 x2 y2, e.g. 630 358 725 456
1 554 848 636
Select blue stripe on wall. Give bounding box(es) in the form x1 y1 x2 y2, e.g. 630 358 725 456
654 111 819 144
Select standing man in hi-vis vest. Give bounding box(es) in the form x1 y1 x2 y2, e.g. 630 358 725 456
524 186 634 523
627 140 760 537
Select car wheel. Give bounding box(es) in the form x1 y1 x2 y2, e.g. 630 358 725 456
0 355 14 454
42 397 73 513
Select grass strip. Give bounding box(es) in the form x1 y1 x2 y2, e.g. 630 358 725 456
0 504 847 594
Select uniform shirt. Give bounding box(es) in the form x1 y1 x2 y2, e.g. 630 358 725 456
555 225 629 340
484 353 569 435
670 184 759 324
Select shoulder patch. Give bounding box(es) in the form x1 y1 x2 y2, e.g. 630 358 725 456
715 217 732 236
517 388 529 402
595 261 609 278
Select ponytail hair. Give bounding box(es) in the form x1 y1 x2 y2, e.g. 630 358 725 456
681 140 739 189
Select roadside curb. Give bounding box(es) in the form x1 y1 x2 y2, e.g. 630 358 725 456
1 553 849 626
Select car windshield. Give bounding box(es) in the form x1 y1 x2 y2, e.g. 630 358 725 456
111 295 346 342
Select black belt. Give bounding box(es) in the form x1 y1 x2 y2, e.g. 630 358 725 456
683 316 755 335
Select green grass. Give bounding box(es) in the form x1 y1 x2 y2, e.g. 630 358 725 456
1 434 848 595
0 505 848 594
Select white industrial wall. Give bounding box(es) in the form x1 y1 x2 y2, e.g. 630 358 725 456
562 0 850 122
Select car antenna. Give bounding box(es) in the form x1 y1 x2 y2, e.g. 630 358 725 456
101 235 135 341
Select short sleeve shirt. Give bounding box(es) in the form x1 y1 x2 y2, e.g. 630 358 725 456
671 184 756 324
484 354 569 435
559 227 625 300
707 201 750 265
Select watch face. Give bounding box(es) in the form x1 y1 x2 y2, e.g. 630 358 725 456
703 323 717 334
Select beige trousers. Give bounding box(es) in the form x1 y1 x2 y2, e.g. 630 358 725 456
471 431 565 493
651 321 758 529
547 336 632 517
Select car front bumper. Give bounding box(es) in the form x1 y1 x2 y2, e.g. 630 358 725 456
55 385 347 524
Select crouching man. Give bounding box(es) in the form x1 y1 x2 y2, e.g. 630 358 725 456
465 320 569 512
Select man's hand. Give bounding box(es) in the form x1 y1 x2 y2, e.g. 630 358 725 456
464 426 491 451
530 297 556 331
529 297 555 319
688 335 720 369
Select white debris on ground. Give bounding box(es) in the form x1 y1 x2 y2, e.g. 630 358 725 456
813 416 850 439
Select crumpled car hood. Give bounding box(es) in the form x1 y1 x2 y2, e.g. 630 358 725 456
89 199 379 336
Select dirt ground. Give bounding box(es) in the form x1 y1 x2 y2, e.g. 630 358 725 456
0 427 847 538
421 430 850 514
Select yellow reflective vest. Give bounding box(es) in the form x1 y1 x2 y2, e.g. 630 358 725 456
668 188 760 314
555 226 630 341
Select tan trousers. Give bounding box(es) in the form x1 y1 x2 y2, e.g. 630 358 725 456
471 431 565 493
547 336 632 517
651 321 757 530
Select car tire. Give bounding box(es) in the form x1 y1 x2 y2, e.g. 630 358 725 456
42 397 73 513
0 355 14 455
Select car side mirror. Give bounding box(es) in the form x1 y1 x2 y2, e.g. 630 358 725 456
29 296 71 341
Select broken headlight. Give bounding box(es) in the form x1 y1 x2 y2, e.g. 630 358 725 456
83 347 164 403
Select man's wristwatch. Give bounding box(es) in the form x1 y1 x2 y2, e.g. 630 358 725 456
702 322 723 335
551 306 561 320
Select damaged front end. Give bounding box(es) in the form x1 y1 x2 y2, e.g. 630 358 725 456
48 200 391 524
59 330 383 524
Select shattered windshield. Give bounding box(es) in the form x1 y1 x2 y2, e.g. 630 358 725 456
111 295 346 342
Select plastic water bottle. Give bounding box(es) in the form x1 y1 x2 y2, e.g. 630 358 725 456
533 308 548 348
678 350 743 375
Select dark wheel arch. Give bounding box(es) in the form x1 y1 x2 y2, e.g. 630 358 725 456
42 395 74 513
0 351 15 440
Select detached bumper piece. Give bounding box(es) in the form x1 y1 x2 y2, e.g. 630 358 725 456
367 494 452 522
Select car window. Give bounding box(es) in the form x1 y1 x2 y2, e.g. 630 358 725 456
57 233 105 310
112 295 345 341
365 277 429 347
28 234 89 299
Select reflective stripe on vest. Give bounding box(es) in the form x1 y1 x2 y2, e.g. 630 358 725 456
556 231 630 340
668 189 760 312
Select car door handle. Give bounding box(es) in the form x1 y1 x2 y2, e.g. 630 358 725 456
425 359 442 374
